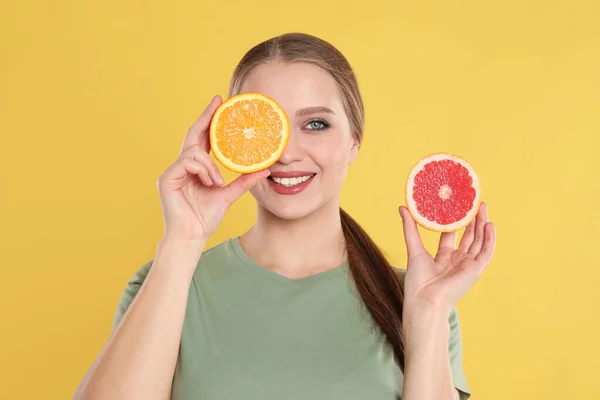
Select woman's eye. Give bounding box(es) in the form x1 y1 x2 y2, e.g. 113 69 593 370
305 120 330 130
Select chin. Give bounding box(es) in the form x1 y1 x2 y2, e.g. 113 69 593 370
250 178 335 221
259 197 322 220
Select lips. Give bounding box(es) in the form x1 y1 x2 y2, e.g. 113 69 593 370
267 172 316 195
270 174 315 187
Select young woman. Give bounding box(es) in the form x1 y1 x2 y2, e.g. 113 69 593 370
75 32 495 400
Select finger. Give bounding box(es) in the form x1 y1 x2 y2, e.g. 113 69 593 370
208 165 224 186
180 95 222 154
468 202 488 257
222 169 271 206
475 222 496 266
204 159 224 187
437 231 457 255
160 158 209 188
190 160 213 186
179 158 213 186
181 145 224 186
457 219 475 253
399 206 427 260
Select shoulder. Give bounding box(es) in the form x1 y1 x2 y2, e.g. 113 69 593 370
127 259 153 284
112 239 233 329
392 266 406 281
129 239 234 284
197 238 236 265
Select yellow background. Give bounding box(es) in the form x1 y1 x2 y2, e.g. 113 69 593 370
1 0 598 398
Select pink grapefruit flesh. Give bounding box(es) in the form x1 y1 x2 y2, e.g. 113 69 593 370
405 153 480 232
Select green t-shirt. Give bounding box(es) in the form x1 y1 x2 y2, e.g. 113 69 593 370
113 237 471 399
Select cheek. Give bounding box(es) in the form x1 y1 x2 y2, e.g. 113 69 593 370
310 133 352 174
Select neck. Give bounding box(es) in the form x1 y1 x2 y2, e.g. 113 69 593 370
239 198 347 279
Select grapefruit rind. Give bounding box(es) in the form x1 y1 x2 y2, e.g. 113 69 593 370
405 153 481 232
209 92 290 174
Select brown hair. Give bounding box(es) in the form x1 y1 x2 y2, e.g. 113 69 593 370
229 33 406 371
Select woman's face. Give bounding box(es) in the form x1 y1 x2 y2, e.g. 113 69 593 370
239 61 359 220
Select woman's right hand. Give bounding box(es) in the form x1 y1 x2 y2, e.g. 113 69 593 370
157 95 270 243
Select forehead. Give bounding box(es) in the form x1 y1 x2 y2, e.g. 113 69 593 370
239 61 344 115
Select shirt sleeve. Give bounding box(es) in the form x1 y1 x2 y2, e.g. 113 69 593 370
111 260 153 332
448 306 471 400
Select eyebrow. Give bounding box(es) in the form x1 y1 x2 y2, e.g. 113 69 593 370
295 106 337 117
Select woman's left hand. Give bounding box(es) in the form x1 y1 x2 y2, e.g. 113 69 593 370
398 202 496 314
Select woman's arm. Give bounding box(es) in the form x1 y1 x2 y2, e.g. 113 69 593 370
74 95 269 400
402 304 457 400
398 203 495 400
73 238 204 400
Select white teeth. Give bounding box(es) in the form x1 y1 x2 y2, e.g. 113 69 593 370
272 175 314 187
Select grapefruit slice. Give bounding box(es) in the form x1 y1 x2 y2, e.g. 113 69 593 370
405 153 481 232
209 92 290 174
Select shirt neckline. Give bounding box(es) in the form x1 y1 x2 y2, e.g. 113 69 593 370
228 236 350 286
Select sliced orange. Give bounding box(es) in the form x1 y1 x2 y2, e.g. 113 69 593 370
209 92 290 174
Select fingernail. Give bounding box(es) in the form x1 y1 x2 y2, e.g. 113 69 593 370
217 174 224 185
399 207 405 220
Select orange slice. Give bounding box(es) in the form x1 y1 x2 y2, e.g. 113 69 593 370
405 153 481 232
209 92 290 174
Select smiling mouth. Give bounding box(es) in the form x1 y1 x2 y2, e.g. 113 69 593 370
268 174 316 187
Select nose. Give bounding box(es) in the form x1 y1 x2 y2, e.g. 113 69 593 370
276 129 304 165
